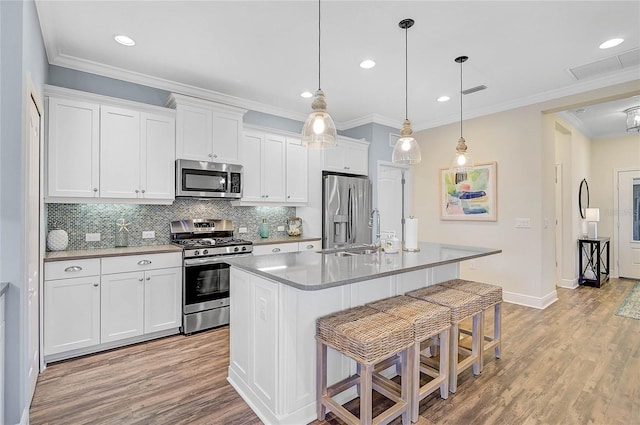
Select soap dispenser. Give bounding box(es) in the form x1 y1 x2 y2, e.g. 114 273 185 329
259 218 270 238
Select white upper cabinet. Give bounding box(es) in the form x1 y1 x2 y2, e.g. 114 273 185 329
285 137 308 203
45 86 176 204
140 113 176 200
322 137 369 176
47 97 100 198
100 106 141 199
167 93 247 163
239 131 286 203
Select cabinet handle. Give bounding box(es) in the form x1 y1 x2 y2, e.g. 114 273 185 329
287 195 291 199
93 283 99 287
137 260 152 266
306 244 314 249
64 266 83 272
141 189 146 194
146 276 151 280
272 248 281 253
138 277 144 282
93 188 98 192
265 195 269 198
213 154 218 158
208 153 213 158
135 189 140 194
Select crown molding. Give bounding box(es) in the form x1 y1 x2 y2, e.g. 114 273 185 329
555 110 592 138
413 67 640 132
339 113 399 131
50 53 309 123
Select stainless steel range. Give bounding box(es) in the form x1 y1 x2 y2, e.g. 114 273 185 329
170 219 253 333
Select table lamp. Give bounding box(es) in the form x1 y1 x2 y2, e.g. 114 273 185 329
585 208 600 239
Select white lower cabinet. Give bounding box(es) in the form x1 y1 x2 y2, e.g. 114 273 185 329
44 275 101 355
298 240 321 252
44 252 181 361
252 240 321 256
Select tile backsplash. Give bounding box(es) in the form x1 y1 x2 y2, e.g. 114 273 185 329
46 199 296 251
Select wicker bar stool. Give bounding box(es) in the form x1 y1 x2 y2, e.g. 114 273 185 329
316 305 414 425
439 279 502 371
366 296 451 423
406 286 483 393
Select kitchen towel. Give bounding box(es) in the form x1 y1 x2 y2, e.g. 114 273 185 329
405 217 419 251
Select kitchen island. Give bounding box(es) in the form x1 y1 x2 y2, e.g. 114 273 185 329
226 242 501 425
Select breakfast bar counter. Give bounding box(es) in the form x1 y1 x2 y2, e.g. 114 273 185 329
226 242 501 425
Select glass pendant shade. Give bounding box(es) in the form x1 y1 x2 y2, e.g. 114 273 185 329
301 90 337 148
625 106 640 132
392 119 421 164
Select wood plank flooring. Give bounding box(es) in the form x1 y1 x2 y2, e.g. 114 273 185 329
30 278 640 425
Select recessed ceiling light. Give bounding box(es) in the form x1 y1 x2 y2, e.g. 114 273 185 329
360 59 376 69
437 96 450 102
599 38 623 49
114 35 135 47
300 91 313 98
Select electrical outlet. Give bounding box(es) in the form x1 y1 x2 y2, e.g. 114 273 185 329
469 260 477 270
238 227 247 234
85 233 101 242
277 225 285 232
515 218 532 228
142 231 155 239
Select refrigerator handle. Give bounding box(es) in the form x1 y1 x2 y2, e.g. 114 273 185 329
352 184 358 243
347 185 353 243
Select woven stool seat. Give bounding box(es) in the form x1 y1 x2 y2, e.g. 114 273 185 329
316 305 414 365
316 305 413 424
366 295 450 340
367 295 452 422
406 286 482 322
439 279 502 309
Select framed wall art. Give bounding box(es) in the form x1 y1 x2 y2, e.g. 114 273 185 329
440 161 497 221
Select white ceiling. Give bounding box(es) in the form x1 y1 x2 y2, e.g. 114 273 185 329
35 1 640 138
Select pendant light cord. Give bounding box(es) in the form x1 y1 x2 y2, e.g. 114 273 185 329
318 0 321 91
459 59 463 138
405 25 408 120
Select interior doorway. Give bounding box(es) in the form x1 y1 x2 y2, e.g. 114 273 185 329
376 161 411 242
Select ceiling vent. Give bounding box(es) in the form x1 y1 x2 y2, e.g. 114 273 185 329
462 85 487 95
569 48 640 80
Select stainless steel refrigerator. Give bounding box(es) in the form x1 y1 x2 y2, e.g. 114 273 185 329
322 171 372 249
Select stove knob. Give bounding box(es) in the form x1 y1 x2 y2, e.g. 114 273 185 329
203 249 208 255
234 247 239 252
242 246 247 251
194 250 200 256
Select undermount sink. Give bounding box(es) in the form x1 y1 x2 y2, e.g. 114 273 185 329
318 245 380 256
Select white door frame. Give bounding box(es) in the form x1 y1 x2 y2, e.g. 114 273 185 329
613 167 640 279
376 160 411 240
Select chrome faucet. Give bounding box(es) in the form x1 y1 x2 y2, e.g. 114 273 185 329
370 208 381 247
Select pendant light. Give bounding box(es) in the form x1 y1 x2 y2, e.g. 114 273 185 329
451 55 474 177
301 0 337 149
624 106 640 132
392 18 421 164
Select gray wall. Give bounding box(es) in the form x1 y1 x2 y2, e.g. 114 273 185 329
1 0 49 423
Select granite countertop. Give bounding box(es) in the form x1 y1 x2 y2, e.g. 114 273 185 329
44 244 183 262
245 235 321 246
227 242 502 291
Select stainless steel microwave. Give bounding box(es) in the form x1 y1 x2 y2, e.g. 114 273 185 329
176 159 243 199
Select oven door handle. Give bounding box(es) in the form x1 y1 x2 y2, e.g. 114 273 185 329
184 254 251 266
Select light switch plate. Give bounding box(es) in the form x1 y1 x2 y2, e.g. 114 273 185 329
277 225 285 232
85 233 101 242
142 231 155 239
515 218 532 228
238 227 247 233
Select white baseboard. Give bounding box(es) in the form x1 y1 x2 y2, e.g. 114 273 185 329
503 289 558 309
557 278 578 289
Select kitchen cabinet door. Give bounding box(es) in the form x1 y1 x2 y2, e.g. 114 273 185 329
144 267 181 334
262 134 286 202
252 243 299 256
175 104 213 161
322 138 369 176
140 112 175 200
100 106 141 199
100 271 145 343
286 137 308 203
239 131 264 202
298 240 321 252
47 97 100 198
44 276 100 355
212 112 242 163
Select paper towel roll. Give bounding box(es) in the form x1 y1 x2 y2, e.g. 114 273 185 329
404 217 419 251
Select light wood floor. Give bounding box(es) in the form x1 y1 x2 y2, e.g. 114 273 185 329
30 278 640 425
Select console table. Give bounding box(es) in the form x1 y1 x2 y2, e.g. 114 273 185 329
578 237 610 288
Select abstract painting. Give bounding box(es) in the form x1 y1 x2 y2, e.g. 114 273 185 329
440 161 497 221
